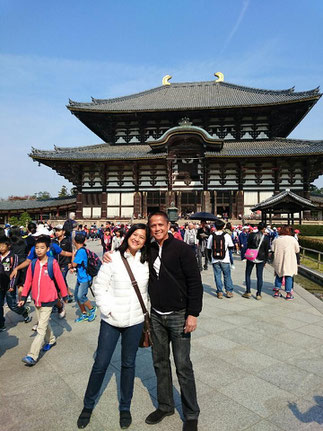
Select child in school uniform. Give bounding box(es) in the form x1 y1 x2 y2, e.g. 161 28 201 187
18 235 68 366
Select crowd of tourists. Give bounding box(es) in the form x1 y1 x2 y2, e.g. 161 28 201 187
0 211 301 431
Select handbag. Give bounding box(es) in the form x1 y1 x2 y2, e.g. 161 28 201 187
121 254 152 348
245 234 265 261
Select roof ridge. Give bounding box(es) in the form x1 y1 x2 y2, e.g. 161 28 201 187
68 81 321 107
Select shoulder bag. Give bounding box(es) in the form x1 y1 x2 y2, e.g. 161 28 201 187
121 254 152 348
245 234 265 261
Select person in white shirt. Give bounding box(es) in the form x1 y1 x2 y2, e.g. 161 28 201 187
207 220 234 299
77 224 150 430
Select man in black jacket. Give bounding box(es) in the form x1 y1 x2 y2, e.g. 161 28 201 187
145 211 203 431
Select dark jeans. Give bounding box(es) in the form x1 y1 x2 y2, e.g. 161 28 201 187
151 309 200 421
61 266 69 289
245 260 265 294
0 288 28 326
83 319 143 411
197 245 208 270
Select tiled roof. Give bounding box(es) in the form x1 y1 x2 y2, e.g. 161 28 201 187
30 143 164 161
252 190 317 211
30 138 323 162
310 194 323 204
206 138 323 157
68 81 321 112
0 197 76 211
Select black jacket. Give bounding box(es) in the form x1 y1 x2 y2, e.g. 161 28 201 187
52 237 72 268
247 232 270 262
148 234 203 317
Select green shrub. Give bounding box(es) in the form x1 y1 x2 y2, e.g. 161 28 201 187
8 216 19 226
292 225 323 236
299 236 323 253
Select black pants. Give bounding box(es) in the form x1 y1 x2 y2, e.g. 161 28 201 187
151 309 200 421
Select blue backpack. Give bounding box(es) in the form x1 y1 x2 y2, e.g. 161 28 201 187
31 257 55 280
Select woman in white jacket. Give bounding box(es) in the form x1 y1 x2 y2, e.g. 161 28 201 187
77 224 150 430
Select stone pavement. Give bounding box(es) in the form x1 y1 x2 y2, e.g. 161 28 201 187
1 240 323 431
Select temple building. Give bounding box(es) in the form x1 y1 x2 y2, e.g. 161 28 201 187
30 73 323 220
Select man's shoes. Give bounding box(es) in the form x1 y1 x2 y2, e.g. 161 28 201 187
203 266 208 270
242 292 251 298
58 306 66 319
217 292 223 299
183 419 198 431
145 409 174 425
256 294 262 300
120 411 132 429
22 355 37 366
32 323 38 331
77 407 92 429
226 291 233 298
67 295 73 303
42 341 56 352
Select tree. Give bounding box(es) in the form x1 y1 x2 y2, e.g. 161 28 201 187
310 184 323 195
19 212 32 227
70 187 78 196
58 185 68 197
33 191 51 200
8 216 19 226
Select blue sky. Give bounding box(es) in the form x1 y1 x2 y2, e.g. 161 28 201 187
1 0 323 198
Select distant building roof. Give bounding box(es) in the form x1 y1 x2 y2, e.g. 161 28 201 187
251 190 317 212
30 138 323 162
68 81 321 113
0 197 76 212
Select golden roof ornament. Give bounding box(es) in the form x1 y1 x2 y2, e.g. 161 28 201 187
214 72 224 82
162 75 172 86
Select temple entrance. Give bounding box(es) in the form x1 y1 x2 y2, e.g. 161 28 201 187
147 191 166 215
180 191 202 218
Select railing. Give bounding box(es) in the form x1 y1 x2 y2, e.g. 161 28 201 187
300 246 323 271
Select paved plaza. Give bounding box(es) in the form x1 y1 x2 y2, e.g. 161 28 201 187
1 241 323 431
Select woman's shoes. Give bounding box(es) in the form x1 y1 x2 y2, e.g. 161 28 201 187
120 411 132 429
77 408 92 429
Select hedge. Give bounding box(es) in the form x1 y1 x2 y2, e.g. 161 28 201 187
299 237 323 253
292 225 323 236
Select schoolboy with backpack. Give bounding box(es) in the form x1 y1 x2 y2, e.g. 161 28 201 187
18 236 68 366
69 233 100 323
207 220 235 299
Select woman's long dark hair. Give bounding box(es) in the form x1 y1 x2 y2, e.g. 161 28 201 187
118 223 150 263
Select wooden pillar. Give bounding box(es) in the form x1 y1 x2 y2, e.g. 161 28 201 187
236 191 244 219
177 191 182 216
142 192 147 218
203 191 211 213
133 192 142 217
299 212 302 225
76 192 83 220
101 192 107 219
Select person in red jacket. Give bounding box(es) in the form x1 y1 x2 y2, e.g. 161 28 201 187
18 236 68 366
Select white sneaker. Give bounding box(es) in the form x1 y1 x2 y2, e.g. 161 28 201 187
32 324 38 331
27 296 32 303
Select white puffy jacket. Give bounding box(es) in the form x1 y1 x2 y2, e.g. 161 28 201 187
94 250 149 328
